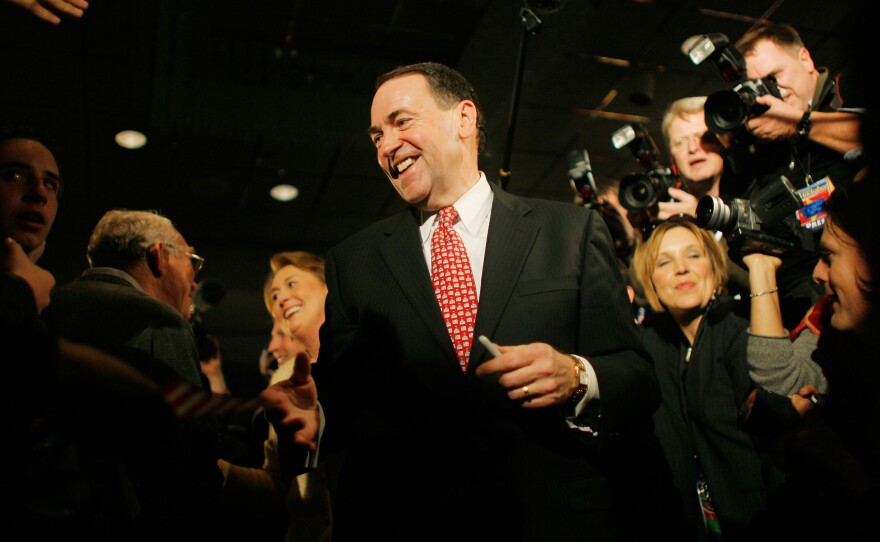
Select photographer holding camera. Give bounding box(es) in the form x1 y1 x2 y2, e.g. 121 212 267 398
732 22 865 329
737 23 864 181
689 23 864 330
659 97 728 218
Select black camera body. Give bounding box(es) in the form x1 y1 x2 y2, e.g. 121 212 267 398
612 123 678 212
618 168 678 213
705 76 783 135
695 175 816 259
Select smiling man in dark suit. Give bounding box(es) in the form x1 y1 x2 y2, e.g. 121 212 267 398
262 62 666 542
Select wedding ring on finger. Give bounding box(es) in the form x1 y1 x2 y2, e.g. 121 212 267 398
522 385 530 401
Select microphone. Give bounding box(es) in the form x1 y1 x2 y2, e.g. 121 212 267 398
567 149 598 205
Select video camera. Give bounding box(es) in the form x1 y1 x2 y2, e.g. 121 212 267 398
683 32 784 136
611 123 678 213
695 175 816 259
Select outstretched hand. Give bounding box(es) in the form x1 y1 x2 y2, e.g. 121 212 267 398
259 351 320 452
6 0 89 24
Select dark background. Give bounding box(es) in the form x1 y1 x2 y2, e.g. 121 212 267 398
1 0 863 396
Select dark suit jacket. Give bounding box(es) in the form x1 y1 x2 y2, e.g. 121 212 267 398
41 270 227 541
44 269 203 388
315 186 664 541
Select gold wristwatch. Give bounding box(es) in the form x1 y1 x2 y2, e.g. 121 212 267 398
568 355 589 406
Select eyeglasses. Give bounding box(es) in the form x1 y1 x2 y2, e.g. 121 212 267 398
165 243 205 274
670 131 719 151
640 213 696 241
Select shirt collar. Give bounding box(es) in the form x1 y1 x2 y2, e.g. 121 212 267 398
83 267 147 293
420 172 493 236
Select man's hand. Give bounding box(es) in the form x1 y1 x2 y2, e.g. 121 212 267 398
259 351 320 452
6 0 89 24
475 342 577 408
746 94 802 142
2 237 55 312
657 187 699 220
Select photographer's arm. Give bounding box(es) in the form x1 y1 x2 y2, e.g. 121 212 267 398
807 111 862 155
749 96 861 154
743 253 828 395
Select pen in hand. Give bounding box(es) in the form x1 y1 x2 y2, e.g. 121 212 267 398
478 335 502 357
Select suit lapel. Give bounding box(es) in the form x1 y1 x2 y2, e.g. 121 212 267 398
471 188 539 369
378 210 458 360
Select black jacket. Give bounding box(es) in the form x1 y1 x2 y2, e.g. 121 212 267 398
644 296 782 541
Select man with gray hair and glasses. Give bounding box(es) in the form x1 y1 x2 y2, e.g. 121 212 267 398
44 209 205 388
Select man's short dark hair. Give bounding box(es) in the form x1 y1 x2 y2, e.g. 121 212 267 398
376 62 487 153
736 22 805 57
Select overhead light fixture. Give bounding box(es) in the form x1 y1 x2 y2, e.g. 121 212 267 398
270 183 299 202
115 130 147 149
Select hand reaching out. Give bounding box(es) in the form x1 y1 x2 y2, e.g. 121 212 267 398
260 351 320 452
6 0 89 25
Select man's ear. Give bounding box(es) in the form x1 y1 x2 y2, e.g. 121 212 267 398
145 241 165 278
456 99 478 140
799 47 815 74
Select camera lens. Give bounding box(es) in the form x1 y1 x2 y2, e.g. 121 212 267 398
705 90 750 135
695 195 732 231
619 173 658 212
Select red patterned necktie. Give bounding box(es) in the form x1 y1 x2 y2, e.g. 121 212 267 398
431 206 478 372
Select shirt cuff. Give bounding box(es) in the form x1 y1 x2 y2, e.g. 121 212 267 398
566 354 600 433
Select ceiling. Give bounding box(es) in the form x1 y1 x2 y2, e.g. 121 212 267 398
1 0 862 394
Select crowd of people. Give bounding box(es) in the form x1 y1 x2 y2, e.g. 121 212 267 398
2 2 876 541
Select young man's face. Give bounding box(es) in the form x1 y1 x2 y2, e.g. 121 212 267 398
0 138 60 258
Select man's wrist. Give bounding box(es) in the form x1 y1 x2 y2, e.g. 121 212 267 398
796 109 812 141
568 354 589 406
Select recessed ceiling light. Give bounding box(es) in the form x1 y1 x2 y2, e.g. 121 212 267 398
270 183 299 202
115 130 147 149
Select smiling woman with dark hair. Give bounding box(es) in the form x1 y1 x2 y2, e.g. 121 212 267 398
751 179 880 538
